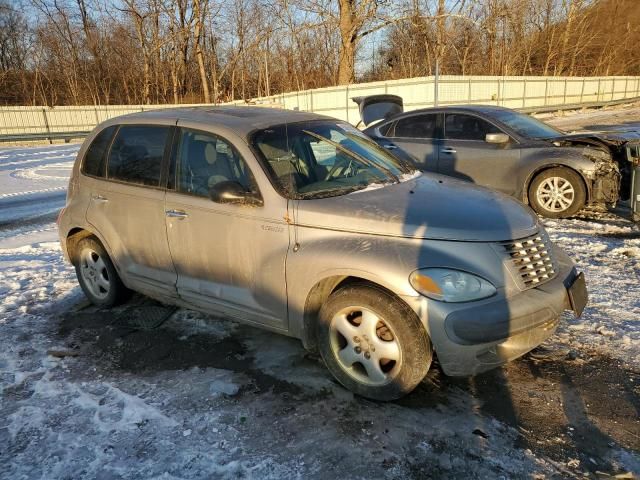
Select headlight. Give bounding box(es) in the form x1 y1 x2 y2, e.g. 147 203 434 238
409 268 496 303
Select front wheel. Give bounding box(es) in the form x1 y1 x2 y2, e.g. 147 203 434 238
316 284 432 401
528 167 586 218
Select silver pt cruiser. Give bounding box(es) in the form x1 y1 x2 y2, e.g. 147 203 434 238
58 107 588 400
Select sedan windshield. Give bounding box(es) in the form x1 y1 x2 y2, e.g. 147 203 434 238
252 120 416 199
490 110 562 139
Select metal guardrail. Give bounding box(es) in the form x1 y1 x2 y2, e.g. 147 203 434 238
0 92 638 144
0 130 91 144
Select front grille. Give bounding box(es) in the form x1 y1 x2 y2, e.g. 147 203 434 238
500 233 557 289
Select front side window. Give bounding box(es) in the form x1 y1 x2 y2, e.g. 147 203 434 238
175 128 258 198
252 121 415 199
393 114 438 138
82 125 117 177
444 114 501 141
106 125 169 187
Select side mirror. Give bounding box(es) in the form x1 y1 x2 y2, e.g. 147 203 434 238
209 181 251 205
485 133 510 144
627 145 640 160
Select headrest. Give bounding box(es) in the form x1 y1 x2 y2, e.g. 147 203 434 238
205 143 217 165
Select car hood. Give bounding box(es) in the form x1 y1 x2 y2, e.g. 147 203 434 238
295 173 539 242
551 128 640 146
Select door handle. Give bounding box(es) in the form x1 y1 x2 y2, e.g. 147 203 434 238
92 195 108 202
165 209 188 219
383 144 398 150
441 147 457 154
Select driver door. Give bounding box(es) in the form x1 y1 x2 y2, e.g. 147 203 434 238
439 113 520 194
164 126 289 329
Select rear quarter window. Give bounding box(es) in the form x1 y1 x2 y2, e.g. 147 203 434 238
106 125 170 187
82 125 117 177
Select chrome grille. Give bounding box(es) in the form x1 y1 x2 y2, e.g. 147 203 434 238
500 233 557 289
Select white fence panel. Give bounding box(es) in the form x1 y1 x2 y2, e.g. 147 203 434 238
1 75 639 136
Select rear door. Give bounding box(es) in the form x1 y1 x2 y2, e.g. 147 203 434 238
85 124 177 298
164 126 289 329
439 113 520 194
385 113 442 172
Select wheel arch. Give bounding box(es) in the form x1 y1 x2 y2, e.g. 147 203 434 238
522 163 591 206
65 227 118 273
300 275 415 352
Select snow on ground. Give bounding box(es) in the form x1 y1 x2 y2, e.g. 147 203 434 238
0 136 639 478
0 143 79 230
543 215 640 370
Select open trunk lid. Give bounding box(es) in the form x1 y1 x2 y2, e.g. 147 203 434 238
352 95 403 127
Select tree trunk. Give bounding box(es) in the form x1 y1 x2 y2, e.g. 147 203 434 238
337 0 356 85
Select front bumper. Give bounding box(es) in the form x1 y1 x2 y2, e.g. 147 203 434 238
402 246 579 376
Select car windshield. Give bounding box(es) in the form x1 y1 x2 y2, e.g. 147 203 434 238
252 120 416 199
490 110 562 139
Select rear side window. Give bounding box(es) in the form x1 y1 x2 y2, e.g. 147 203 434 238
393 114 438 138
444 114 501 141
106 125 170 187
82 126 116 177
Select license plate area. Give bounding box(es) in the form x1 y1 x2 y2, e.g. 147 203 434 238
567 272 588 317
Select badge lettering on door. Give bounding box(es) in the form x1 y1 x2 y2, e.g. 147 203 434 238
261 224 284 233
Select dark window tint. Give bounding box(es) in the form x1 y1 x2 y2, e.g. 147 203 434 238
394 114 438 138
444 114 501 141
175 129 257 198
82 126 116 177
107 125 169 187
378 121 395 136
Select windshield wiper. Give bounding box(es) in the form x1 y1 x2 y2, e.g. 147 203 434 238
296 184 369 199
302 130 400 183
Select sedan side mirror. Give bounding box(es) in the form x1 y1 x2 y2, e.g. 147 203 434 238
209 181 255 205
485 133 510 144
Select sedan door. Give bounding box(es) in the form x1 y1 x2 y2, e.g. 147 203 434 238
439 113 520 194
385 113 442 172
85 124 178 299
164 126 289 330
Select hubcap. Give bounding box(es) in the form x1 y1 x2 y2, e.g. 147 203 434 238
79 248 110 300
329 307 401 386
536 176 575 212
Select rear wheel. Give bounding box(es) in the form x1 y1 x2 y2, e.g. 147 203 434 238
316 284 432 401
74 236 130 307
528 167 586 218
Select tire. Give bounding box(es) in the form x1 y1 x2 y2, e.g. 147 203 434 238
528 167 586 218
74 236 131 307
316 283 432 401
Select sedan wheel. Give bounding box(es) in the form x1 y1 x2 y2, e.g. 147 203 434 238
317 283 432 401
528 167 586 218
536 176 575 213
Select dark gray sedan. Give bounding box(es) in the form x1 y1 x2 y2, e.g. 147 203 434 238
356 96 639 218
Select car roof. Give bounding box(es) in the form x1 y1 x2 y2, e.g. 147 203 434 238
404 104 516 116
108 106 333 136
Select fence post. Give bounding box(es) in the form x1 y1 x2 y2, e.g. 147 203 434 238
544 78 549 106
579 77 585 104
597 78 601 102
612 78 616 101
624 77 629 99
310 90 314 113
522 79 526 108
41 107 52 144
468 77 472 103
345 85 349 123
563 78 568 105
